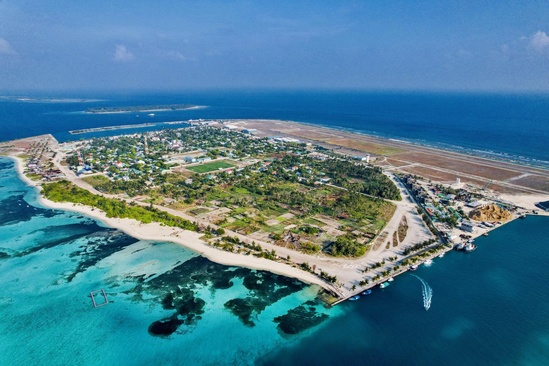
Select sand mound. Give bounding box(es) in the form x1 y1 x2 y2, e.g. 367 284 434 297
470 204 511 222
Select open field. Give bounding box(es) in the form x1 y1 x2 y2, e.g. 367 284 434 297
186 160 235 173
389 151 521 181
400 166 486 186
510 175 549 192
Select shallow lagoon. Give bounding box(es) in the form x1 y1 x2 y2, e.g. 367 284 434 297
0 158 337 365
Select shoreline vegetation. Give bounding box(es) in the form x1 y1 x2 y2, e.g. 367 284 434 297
42 180 199 231
1 118 548 304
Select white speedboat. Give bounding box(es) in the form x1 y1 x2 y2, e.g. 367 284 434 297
464 243 477 252
379 282 390 289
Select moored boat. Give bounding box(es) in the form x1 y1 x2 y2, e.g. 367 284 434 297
348 295 360 301
387 277 394 282
423 259 433 266
379 282 390 289
455 242 466 250
361 289 372 295
409 265 418 271
464 243 477 252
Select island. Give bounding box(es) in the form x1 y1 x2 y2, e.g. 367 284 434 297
1 119 548 304
85 103 204 114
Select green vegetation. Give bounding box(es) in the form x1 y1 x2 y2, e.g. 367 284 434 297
402 238 438 256
186 160 235 173
82 174 111 187
330 234 366 257
42 180 198 231
62 125 402 258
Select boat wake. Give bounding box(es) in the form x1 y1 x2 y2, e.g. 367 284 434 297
411 275 433 311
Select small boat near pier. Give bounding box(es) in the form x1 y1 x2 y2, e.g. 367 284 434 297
464 243 477 252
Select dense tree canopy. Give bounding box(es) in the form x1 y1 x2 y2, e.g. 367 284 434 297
42 180 198 231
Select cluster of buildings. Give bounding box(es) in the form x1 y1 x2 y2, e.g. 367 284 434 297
400 174 479 233
24 141 63 181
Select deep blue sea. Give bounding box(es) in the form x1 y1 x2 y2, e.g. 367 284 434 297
1 90 549 165
1 90 549 365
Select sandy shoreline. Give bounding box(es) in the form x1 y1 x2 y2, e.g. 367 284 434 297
8 155 333 293
3 121 548 303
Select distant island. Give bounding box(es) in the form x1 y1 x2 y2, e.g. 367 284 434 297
85 104 204 114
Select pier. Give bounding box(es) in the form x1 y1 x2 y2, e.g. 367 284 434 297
69 123 155 135
331 245 453 306
69 121 190 135
90 289 109 308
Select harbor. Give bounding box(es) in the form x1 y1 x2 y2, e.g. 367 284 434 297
332 244 454 305
68 120 189 135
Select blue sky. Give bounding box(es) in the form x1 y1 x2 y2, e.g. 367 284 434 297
1 0 549 92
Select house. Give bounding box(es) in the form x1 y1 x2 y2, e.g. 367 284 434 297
353 155 370 163
461 221 475 232
466 201 483 208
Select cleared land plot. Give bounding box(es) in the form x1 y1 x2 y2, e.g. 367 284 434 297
206 181 395 254
486 183 532 195
386 158 415 167
509 175 549 193
400 166 487 187
186 161 235 173
390 152 520 181
325 138 403 156
82 174 110 187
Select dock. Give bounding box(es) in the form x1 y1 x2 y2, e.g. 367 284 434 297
90 289 109 308
331 245 453 306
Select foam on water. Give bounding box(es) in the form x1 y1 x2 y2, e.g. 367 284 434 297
411 274 433 310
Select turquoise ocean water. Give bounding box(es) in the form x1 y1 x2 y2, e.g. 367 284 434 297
1 91 549 365
0 157 338 365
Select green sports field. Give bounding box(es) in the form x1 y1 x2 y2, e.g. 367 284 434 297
186 160 235 173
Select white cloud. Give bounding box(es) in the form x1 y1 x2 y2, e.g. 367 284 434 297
0 37 16 55
457 49 473 58
166 50 187 61
113 44 135 62
529 31 549 52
